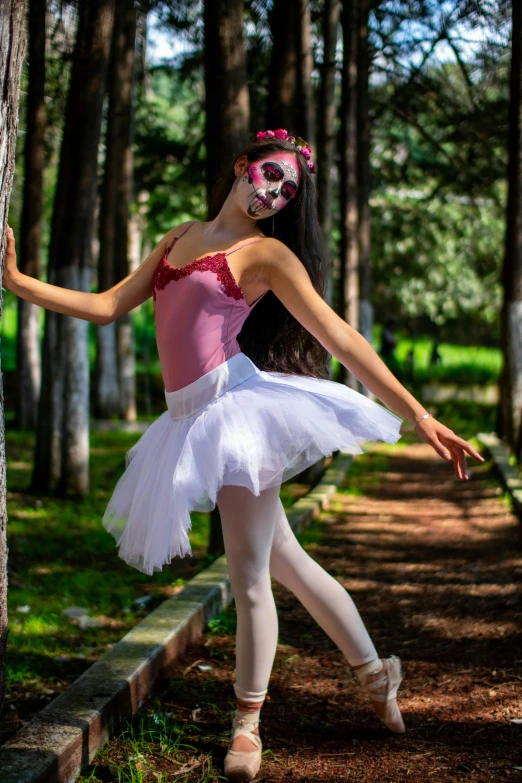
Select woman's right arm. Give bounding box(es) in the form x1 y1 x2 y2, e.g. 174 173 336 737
3 224 186 325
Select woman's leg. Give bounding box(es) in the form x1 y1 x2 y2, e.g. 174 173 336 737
268 497 406 731
216 483 282 752
269 496 378 665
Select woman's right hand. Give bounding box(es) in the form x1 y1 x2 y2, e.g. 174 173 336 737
4 226 20 293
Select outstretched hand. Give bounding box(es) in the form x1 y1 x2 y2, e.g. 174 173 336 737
413 415 485 480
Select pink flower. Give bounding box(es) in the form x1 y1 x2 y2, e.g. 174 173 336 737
256 131 267 141
301 147 311 159
266 130 275 138
307 160 316 173
296 145 302 152
274 128 288 139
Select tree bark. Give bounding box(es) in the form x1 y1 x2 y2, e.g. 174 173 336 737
499 0 522 456
267 0 314 143
16 0 45 430
135 2 148 96
0 0 26 735
203 0 249 555
338 0 359 389
317 0 340 309
203 0 249 198
357 0 372 398
94 0 136 421
32 0 115 496
297 0 314 147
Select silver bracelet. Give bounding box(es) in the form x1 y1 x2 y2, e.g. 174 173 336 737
414 412 432 428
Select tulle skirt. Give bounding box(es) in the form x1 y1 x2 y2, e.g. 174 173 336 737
102 352 403 575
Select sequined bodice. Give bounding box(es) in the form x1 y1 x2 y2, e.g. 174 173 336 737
152 222 267 393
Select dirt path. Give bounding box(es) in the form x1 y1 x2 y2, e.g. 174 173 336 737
86 444 522 782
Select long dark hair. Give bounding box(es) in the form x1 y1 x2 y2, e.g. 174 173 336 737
207 137 330 380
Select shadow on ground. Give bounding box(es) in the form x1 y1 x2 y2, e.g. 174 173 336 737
81 443 522 783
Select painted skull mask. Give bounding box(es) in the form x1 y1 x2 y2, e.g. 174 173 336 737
237 152 300 218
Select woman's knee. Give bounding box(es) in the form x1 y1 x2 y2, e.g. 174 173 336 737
270 535 311 583
230 564 273 608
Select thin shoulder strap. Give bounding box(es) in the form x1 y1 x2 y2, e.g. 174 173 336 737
165 221 197 257
226 238 264 256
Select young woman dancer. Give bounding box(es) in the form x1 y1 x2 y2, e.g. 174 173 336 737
4 128 483 783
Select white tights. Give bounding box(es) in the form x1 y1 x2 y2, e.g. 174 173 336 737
216 483 379 705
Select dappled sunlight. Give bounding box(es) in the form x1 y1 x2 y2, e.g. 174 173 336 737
11 616 61 638
7 508 49 523
77 445 522 782
418 615 517 639
6 460 32 471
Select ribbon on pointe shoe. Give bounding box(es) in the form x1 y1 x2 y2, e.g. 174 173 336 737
355 656 406 734
224 709 263 782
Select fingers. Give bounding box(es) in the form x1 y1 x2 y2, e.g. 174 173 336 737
6 226 15 254
425 431 470 480
416 417 483 480
451 449 462 479
440 432 484 463
426 433 453 462
429 434 468 479
450 445 468 480
462 441 484 462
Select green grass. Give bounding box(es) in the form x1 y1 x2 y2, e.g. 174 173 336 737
78 694 229 782
4 426 304 713
6 429 188 697
393 338 502 385
331 334 501 387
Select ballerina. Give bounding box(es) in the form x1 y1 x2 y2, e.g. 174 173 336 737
3 127 483 783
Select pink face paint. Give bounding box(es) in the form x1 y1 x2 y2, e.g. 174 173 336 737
236 152 300 219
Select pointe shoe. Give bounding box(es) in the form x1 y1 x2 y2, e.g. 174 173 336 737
224 709 263 782
357 655 406 734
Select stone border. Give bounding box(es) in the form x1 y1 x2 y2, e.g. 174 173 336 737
0 452 353 783
477 432 522 516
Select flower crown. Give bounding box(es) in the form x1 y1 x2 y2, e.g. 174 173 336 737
255 128 316 174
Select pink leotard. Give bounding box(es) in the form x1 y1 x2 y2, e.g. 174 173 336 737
152 221 268 392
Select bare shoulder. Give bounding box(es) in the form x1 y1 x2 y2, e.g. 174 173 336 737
249 237 307 285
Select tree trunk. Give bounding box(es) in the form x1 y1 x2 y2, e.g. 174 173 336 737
16 0 45 431
338 0 359 389
203 0 249 199
208 507 225 557
267 0 314 142
297 0 314 147
129 190 152 416
117 317 136 420
317 0 340 309
32 0 115 496
500 0 522 456
267 0 298 132
357 0 372 398
0 0 26 735
203 0 249 555
135 2 148 95
94 0 136 421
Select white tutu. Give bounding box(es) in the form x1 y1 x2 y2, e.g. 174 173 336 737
102 352 403 574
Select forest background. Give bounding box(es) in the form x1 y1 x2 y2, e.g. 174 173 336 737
6 0 511 470
0 0 521 744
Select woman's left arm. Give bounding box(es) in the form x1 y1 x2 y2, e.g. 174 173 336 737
260 239 484 480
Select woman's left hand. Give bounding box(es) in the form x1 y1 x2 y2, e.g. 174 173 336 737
413 415 485 480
